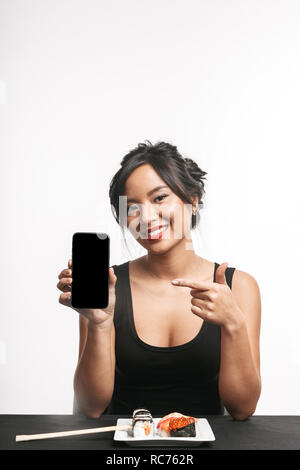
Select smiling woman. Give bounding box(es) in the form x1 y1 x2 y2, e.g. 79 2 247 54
61 140 261 421
109 140 207 238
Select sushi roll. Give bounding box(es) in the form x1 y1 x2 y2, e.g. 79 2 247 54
133 408 152 419
157 412 197 438
131 408 154 438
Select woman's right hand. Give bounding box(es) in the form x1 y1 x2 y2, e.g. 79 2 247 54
57 259 118 329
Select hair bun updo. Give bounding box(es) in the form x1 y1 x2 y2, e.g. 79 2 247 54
184 158 207 186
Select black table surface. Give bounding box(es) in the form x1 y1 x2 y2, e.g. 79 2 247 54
1 414 300 450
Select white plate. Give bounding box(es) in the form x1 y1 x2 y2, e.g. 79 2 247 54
114 418 215 447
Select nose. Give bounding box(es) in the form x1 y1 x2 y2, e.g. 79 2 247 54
139 202 161 237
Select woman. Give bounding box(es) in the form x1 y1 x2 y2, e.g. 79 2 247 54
57 141 261 420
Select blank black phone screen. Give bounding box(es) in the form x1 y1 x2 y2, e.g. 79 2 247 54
71 232 109 309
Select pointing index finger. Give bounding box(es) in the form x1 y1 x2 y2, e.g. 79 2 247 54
171 279 211 290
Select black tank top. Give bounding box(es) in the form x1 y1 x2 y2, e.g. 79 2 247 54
104 261 236 416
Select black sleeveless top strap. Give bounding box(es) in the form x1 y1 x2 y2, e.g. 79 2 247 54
103 261 236 416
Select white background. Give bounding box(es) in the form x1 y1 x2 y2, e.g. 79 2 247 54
1 0 300 414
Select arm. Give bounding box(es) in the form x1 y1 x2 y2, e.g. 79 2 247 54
172 264 262 421
57 261 118 418
73 316 116 418
218 270 262 420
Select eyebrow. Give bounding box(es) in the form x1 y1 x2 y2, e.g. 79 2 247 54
126 185 169 203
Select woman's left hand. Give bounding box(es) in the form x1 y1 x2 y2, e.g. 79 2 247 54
171 263 245 330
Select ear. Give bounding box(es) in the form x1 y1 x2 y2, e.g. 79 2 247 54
190 195 199 215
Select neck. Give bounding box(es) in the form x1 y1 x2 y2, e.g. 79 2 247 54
144 238 201 281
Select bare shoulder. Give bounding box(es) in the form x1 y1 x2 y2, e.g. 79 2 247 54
133 255 147 267
231 268 262 321
129 256 148 277
231 269 261 297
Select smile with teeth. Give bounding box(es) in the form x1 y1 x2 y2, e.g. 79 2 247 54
147 225 169 239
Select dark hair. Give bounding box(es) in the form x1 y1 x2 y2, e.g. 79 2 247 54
109 140 207 235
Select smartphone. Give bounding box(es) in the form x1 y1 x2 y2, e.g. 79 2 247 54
71 232 110 309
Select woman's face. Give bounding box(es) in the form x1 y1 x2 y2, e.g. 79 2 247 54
123 164 197 253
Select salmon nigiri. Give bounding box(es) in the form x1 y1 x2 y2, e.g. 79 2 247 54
157 412 198 437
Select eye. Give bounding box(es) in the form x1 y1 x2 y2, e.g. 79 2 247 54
127 194 169 216
154 194 168 202
127 204 139 215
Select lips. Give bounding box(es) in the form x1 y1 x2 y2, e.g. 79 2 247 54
147 224 169 240
148 224 168 234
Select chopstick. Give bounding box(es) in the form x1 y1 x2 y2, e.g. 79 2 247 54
16 424 132 442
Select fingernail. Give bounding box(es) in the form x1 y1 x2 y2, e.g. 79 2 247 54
172 279 180 284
